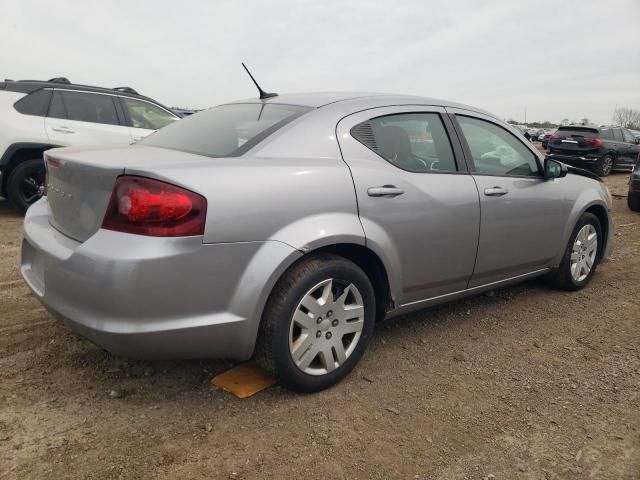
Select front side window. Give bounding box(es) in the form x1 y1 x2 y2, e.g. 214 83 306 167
123 98 177 130
141 103 311 158
351 113 457 172
60 91 119 125
622 129 636 144
457 116 540 177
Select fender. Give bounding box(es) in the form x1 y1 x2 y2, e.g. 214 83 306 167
0 142 60 167
552 192 611 267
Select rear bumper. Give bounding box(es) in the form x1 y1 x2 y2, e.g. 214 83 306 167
21 199 300 360
548 153 599 168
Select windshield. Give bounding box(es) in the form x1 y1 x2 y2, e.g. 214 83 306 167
141 103 311 157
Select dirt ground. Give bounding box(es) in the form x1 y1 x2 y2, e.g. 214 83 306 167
0 171 638 480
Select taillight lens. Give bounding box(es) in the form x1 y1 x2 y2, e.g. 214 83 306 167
549 135 559 142
584 136 602 148
102 176 207 236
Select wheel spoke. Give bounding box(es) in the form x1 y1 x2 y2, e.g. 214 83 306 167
318 279 333 306
340 319 364 336
332 341 347 365
300 294 321 315
319 347 336 372
297 342 319 370
292 310 315 330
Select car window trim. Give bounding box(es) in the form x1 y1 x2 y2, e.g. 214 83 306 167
446 108 545 179
43 87 177 126
339 105 469 175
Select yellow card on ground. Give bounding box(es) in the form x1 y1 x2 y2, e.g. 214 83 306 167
211 362 276 398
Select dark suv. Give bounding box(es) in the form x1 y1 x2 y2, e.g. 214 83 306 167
547 125 640 176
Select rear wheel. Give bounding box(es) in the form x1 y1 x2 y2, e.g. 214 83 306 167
547 212 602 291
594 154 614 177
255 253 376 392
7 158 45 213
629 192 640 212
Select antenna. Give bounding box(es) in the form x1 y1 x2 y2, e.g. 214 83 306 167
242 62 278 100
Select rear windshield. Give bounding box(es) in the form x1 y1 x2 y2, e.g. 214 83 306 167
141 103 311 158
556 126 599 137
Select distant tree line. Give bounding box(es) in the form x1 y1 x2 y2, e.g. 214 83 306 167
613 108 640 130
507 119 558 128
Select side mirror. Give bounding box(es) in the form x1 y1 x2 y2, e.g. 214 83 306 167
544 158 568 179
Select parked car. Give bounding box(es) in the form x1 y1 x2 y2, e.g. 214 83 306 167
21 92 614 392
541 130 557 149
629 159 640 212
548 125 640 176
0 77 179 212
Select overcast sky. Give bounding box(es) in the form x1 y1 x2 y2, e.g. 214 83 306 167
2 0 639 125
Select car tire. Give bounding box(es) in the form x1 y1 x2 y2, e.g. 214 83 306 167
7 158 45 213
629 192 640 212
547 212 602 291
594 155 614 177
255 253 376 393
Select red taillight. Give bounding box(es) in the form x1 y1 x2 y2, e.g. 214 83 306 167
102 176 207 237
584 136 602 148
549 135 559 142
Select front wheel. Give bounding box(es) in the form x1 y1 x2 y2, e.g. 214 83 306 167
547 212 602 291
255 253 376 392
7 158 45 213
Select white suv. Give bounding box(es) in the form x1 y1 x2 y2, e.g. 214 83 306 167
0 77 179 212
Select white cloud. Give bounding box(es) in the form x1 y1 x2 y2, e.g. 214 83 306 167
1 0 639 124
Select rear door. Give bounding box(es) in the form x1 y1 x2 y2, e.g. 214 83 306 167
337 106 480 306
45 90 132 146
449 109 569 287
118 96 178 142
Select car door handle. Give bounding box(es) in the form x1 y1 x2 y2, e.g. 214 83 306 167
484 186 509 196
52 126 74 134
367 186 404 197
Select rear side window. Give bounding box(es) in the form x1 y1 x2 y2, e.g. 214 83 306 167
48 91 67 119
457 115 540 177
613 129 624 142
351 113 457 172
141 103 311 158
14 89 52 116
556 126 599 138
122 97 177 130
60 91 119 125
600 129 614 141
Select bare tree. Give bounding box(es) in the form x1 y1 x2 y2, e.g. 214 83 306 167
612 108 640 129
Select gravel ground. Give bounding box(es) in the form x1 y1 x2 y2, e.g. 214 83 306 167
0 172 638 479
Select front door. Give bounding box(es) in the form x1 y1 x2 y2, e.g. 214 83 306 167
449 109 569 287
337 106 480 306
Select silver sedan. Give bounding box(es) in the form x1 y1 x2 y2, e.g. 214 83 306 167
21 92 614 392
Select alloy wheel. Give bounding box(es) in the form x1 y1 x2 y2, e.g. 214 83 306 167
20 165 45 205
570 224 598 282
288 278 365 376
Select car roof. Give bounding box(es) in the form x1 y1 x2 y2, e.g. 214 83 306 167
228 91 494 116
0 79 155 102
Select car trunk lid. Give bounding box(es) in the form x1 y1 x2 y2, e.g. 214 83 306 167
44 145 213 242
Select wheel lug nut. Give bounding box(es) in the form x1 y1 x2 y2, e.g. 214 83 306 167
316 330 322 338
327 311 333 317
325 332 332 339
332 319 339 327
316 317 322 324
